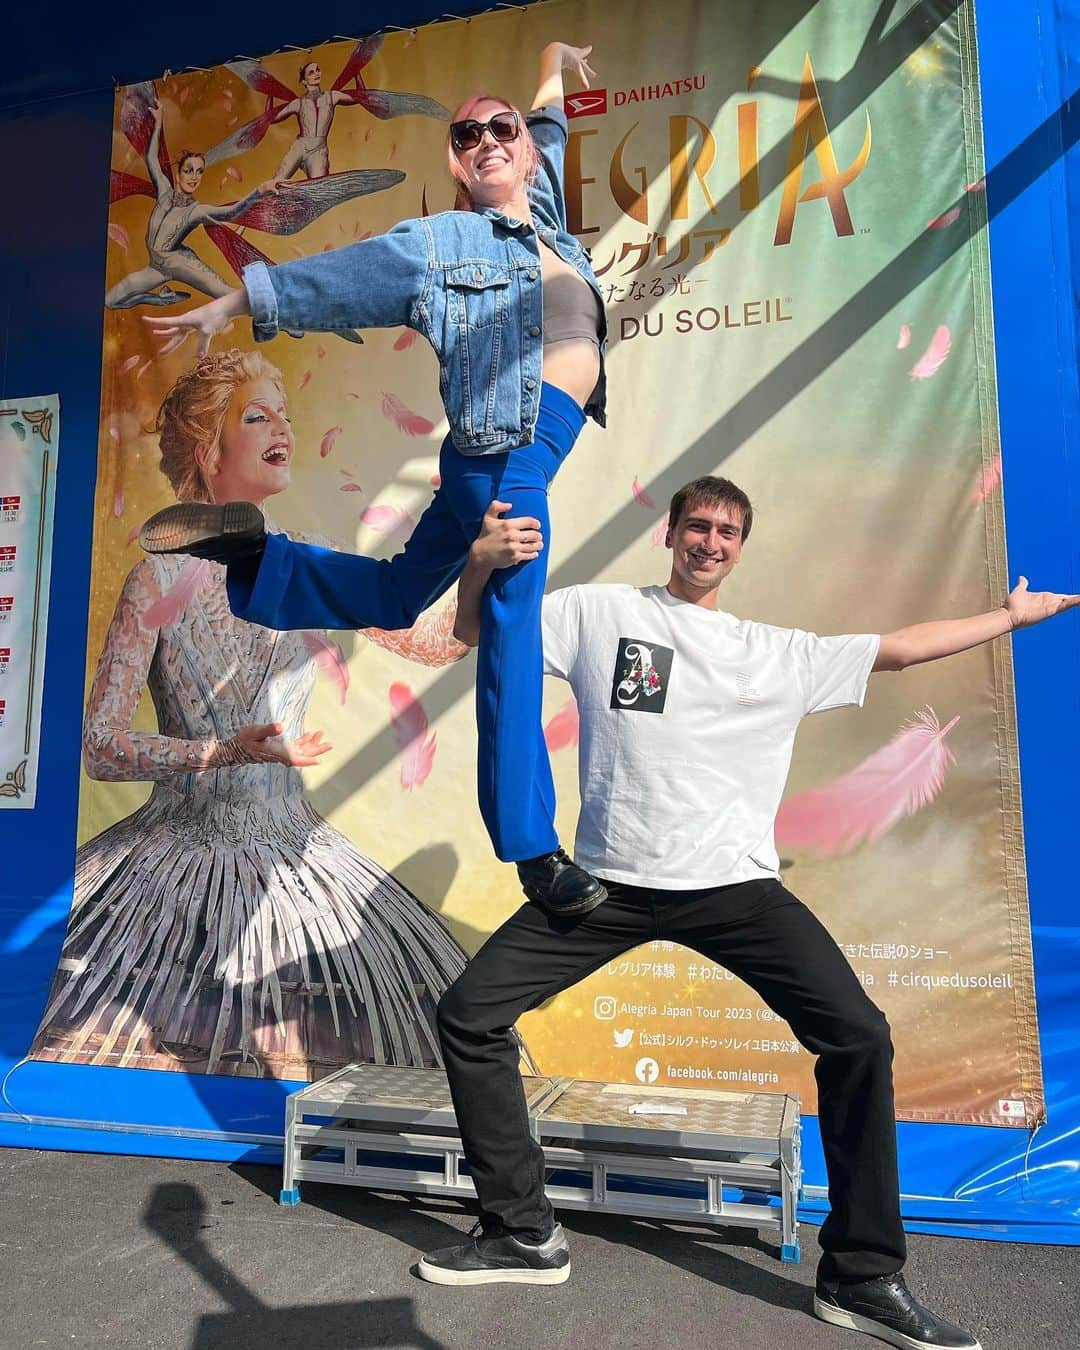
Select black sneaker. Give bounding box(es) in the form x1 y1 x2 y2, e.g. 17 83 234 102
139 501 267 564
516 850 607 917
814 1273 981 1349
418 1224 570 1286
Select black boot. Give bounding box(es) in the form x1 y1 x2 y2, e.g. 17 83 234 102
516 849 607 918
139 502 267 565
814 1272 981 1349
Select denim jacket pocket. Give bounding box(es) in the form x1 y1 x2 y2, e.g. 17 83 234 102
444 262 512 327
443 263 518 447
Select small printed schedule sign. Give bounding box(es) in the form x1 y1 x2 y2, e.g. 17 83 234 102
0 396 59 808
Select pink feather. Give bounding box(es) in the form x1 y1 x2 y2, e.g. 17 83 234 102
909 325 952 380
301 631 349 705
320 425 342 458
382 392 435 436
113 486 125 518
896 324 912 350
651 515 670 547
120 354 140 373
966 178 985 193
927 205 961 229
389 681 436 790
775 707 959 856
107 222 129 250
632 475 657 509
394 329 419 351
298 370 312 390
340 482 364 493
544 696 580 752
971 452 1003 506
143 558 211 628
361 504 416 541
317 343 327 359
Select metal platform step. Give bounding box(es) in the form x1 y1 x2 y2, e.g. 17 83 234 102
280 1064 801 1263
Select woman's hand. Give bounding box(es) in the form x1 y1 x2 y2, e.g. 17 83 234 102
149 100 164 127
533 43 597 110
552 43 596 89
228 722 333 767
142 288 250 357
470 500 544 570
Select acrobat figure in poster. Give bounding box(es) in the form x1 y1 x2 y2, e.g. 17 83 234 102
106 83 405 311
418 476 1080 1347
29 349 522 1080
204 37 448 183
139 42 609 918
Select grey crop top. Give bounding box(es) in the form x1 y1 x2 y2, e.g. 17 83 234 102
541 244 603 348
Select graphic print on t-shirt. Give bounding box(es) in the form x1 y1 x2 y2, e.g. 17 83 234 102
609 637 674 713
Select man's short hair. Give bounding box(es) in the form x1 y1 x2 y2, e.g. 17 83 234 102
667 476 754 541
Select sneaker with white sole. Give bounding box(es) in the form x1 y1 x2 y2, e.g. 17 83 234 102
418 1224 570 1287
814 1273 981 1349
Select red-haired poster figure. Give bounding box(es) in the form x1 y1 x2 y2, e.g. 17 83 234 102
30 352 470 1078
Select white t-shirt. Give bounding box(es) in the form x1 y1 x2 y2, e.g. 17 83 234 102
541 584 880 889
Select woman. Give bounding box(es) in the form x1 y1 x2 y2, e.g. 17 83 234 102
140 42 607 918
30 349 502 1079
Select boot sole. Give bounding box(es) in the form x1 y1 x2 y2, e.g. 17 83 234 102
523 882 608 918
417 1257 570 1287
813 1295 981 1350
139 501 264 555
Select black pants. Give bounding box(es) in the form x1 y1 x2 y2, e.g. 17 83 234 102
437 878 906 1282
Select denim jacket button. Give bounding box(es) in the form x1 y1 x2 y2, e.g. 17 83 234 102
529 325 541 337
473 268 484 283
525 378 537 390
527 270 538 281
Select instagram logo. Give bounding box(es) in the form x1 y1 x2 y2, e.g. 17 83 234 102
593 994 617 1021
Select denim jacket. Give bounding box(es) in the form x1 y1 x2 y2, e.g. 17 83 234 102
242 106 607 456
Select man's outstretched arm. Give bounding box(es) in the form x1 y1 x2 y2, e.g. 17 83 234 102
873 576 1079 672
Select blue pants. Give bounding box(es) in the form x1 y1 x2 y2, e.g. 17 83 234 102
227 383 585 863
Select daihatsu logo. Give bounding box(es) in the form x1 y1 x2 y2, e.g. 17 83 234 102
566 89 608 118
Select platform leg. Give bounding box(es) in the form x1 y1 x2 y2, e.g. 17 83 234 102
281 1094 299 1207
781 1240 801 1264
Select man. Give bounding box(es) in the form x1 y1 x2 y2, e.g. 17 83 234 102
419 476 1077 1350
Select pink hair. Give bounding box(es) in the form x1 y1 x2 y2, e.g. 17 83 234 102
447 93 539 210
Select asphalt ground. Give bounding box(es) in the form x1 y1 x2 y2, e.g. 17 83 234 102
2 1147 1076 1350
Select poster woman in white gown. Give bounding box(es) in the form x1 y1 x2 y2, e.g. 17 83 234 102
31 349 471 1079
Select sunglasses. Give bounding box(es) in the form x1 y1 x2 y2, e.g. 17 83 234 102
449 110 521 152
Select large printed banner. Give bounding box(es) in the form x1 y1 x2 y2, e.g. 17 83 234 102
0 395 59 810
32 0 1039 1126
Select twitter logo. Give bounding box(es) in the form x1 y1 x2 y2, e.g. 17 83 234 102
613 1028 635 1048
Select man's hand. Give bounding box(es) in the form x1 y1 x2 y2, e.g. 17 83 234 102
231 722 333 767
149 100 164 127
257 176 288 196
469 500 544 570
453 502 544 647
1004 576 1080 629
